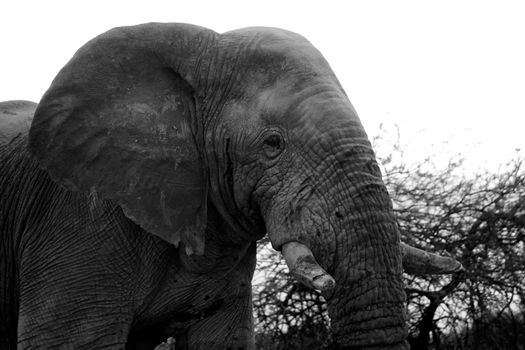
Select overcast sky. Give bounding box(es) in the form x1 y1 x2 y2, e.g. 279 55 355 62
2 0 523 172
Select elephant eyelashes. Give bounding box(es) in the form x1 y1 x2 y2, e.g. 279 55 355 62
262 133 284 158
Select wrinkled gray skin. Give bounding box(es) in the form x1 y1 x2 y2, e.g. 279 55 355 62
0 23 459 349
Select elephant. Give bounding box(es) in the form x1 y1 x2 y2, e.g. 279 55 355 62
0 23 462 349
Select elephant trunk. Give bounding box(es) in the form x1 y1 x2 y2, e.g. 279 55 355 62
277 203 409 348
329 218 408 349
270 180 408 347
275 150 408 347
325 167 408 349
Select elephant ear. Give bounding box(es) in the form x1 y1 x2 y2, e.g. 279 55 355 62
29 23 218 255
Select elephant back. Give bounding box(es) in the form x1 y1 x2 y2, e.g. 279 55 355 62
0 100 36 146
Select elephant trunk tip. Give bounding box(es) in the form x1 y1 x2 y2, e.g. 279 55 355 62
281 241 336 297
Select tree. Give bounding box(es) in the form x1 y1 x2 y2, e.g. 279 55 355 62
253 127 525 349
383 141 525 349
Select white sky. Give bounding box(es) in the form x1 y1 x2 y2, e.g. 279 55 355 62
2 0 524 172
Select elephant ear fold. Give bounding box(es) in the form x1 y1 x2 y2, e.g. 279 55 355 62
28 24 216 255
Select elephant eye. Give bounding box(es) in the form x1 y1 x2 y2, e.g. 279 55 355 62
262 133 284 158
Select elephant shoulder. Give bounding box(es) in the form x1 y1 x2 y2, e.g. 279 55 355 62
0 100 37 145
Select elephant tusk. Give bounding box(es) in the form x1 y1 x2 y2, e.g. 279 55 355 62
281 241 336 296
401 242 464 275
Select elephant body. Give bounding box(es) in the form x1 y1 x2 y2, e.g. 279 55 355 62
0 23 462 349
1 102 255 348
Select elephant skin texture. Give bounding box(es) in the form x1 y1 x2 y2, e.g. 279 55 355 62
0 23 459 349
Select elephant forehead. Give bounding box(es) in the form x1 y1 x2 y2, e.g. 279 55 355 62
219 80 302 128
259 81 354 129
220 78 355 136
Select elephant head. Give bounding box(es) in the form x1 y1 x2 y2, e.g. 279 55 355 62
29 23 461 349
